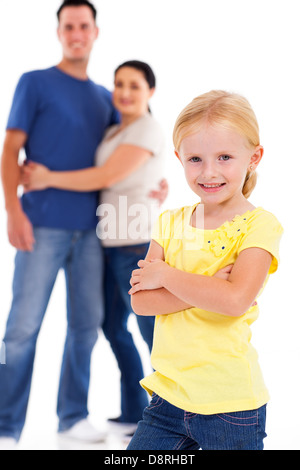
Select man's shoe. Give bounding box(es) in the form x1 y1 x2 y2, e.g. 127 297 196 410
107 417 138 435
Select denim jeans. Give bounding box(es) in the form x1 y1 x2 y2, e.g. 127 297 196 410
103 244 155 424
0 228 104 440
127 394 267 450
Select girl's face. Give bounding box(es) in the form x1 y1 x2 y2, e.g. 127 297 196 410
113 67 154 118
176 123 263 208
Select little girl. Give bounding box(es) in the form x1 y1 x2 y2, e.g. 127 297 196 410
127 90 283 451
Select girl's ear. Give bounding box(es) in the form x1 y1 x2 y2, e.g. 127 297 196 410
249 145 264 171
175 150 183 166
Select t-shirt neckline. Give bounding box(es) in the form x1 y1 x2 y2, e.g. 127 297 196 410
53 66 91 84
188 204 262 233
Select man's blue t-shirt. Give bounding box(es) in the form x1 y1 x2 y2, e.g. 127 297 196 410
7 66 119 230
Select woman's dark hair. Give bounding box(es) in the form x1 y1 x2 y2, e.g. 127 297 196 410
57 0 97 21
114 60 156 90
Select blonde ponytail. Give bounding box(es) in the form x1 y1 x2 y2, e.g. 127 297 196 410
242 170 257 199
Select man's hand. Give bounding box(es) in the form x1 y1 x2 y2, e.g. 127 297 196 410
7 208 35 252
148 178 169 206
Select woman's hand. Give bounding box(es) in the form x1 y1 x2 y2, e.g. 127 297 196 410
129 259 170 294
20 161 52 191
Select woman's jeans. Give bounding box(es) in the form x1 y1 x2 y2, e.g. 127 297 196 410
103 244 155 424
128 394 267 451
0 228 104 441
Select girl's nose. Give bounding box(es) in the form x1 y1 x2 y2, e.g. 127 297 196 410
201 161 217 180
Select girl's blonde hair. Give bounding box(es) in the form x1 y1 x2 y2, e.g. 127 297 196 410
173 90 260 198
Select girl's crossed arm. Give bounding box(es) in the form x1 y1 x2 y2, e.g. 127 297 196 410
130 240 237 317
130 239 191 316
130 240 272 317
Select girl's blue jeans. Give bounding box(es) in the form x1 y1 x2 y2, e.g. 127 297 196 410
0 228 104 441
127 394 267 450
103 243 155 424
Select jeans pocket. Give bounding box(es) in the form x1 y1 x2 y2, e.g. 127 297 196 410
118 243 149 256
217 409 258 426
148 393 163 410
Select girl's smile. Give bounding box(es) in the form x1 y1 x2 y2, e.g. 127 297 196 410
199 182 226 192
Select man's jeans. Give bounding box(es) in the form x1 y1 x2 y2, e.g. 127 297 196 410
0 228 104 441
103 244 155 424
128 394 267 450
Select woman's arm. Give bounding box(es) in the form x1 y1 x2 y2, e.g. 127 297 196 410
22 144 152 192
130 247 273 317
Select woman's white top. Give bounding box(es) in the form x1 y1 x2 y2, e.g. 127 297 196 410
95 113 165 247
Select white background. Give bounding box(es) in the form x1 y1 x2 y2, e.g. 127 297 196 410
0 0 299 450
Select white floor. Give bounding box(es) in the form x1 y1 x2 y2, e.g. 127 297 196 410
1 269 300 451
17 431 129 451
10 332 137 451
0 280 153 451
7 333 300 451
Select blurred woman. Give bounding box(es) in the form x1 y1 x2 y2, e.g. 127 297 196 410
22 60 166 433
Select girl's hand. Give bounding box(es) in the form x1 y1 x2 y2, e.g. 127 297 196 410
213 264 257 306
129 259 170 294
213 264 234 280
20 161 51 191
129 263 234 295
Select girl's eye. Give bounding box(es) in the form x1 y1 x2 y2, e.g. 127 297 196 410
219 155 231 161
189 157 201 163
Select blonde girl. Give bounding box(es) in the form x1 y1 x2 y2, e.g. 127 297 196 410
127 90 283 451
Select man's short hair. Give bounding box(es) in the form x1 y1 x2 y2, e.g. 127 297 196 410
57 0 97 21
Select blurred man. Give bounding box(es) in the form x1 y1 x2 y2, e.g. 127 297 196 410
0 0 118 448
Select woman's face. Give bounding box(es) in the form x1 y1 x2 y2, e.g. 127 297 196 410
113 67 155 118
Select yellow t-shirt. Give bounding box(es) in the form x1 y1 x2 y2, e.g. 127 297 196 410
141 205 283 415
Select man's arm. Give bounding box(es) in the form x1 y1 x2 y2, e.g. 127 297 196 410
1 130 35 251
148 178 169 207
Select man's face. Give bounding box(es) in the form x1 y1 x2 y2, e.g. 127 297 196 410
57 6 99 62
